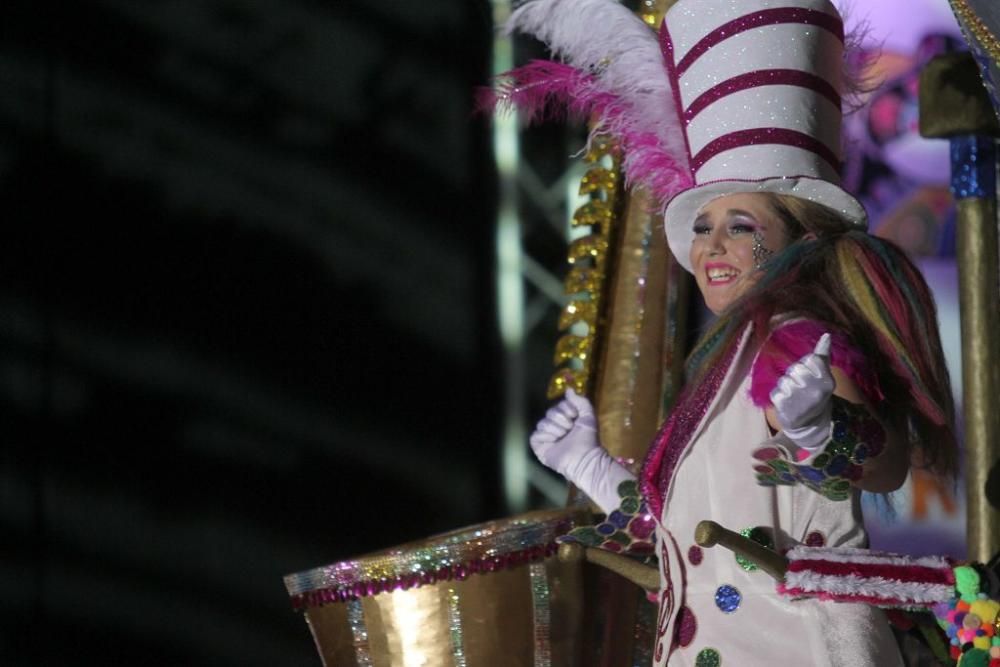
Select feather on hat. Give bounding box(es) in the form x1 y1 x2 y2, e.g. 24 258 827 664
484 0 867 273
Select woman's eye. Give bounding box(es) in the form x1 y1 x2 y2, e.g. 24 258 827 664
729 223 756 235
693 224 711 235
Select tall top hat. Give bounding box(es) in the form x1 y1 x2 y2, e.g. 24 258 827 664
486 0 867 273
660 0 866 272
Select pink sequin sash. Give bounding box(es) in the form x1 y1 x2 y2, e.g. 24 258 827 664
639 327 746 519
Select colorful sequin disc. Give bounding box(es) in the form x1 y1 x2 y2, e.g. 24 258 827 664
688 545 704 566
735 527 774 572
805 531 826 547
751 397 884 501
675 606 698 648
695 647 722 667
714 585 741 613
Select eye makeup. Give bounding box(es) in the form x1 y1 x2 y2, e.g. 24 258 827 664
692 209 766 237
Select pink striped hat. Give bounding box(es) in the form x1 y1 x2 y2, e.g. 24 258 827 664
487 0 866 273
661 0 866 272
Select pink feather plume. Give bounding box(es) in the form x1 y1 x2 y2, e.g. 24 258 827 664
481 59 694 203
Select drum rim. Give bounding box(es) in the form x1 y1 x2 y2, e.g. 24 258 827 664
283 508 584 604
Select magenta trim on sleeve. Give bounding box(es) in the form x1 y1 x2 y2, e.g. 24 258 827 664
683 69 841 124
676 7 844 77
749 320 883 407
690 128 841 174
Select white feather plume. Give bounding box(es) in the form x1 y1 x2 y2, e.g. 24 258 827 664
506 0 690 189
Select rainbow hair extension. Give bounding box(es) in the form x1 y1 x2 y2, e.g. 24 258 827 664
683 231 957 477
833 236 954 431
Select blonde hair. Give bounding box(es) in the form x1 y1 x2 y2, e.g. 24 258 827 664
767 194 859 240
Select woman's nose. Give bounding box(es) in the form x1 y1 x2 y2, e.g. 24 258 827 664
707 229 726 254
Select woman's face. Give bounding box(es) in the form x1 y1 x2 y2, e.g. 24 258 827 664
688 193 790 315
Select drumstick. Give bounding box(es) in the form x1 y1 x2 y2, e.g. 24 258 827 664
558 542 661 592
695 520 789 582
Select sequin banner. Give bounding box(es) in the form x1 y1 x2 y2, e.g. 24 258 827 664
346 599 373 667
447 588 467 667
529 562 552 667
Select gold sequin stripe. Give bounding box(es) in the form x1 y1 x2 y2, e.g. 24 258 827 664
950 0 1000 62
529 562 553 667
346 599 373 667
447 588 467 667
548 137 620 399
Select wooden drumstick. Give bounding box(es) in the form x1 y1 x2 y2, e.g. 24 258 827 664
695 520 789 582
558 542 661 592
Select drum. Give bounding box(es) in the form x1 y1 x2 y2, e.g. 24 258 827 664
284 509 586 667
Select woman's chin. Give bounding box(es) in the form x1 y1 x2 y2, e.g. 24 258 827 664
702 286 739 314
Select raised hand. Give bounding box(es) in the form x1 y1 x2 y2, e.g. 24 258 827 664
529 389 598 476
770 333 835 452
529 389 635 514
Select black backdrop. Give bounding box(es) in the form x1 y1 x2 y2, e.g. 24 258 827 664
1 1 502 664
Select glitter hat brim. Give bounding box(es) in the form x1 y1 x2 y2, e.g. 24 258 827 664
663 176 868 274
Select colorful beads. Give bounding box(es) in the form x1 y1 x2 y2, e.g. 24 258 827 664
736 527 774 572
714 585 742 613
695 647 722 666
752 397 885 501
932 564 1000 667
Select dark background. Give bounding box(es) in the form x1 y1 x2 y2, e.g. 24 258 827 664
0 1 518 664
0 1 973 665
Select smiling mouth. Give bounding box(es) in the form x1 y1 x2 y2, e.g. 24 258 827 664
706 267 741 285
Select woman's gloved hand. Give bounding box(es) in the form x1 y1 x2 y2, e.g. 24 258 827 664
770 333 835 454
529 389 635 514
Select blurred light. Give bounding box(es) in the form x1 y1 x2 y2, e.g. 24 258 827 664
493 0 529 512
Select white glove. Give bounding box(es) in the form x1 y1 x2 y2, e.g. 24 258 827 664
770 333 835 453
529 389 635 514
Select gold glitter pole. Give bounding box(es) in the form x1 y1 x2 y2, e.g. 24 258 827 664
694 521 789 582
558 542 660 592
921 52 1000 562
956 197 1000 562
563 5 684 667
589 0 687 483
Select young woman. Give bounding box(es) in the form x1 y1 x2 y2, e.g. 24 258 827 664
531 190 955 665
496 0 958 664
